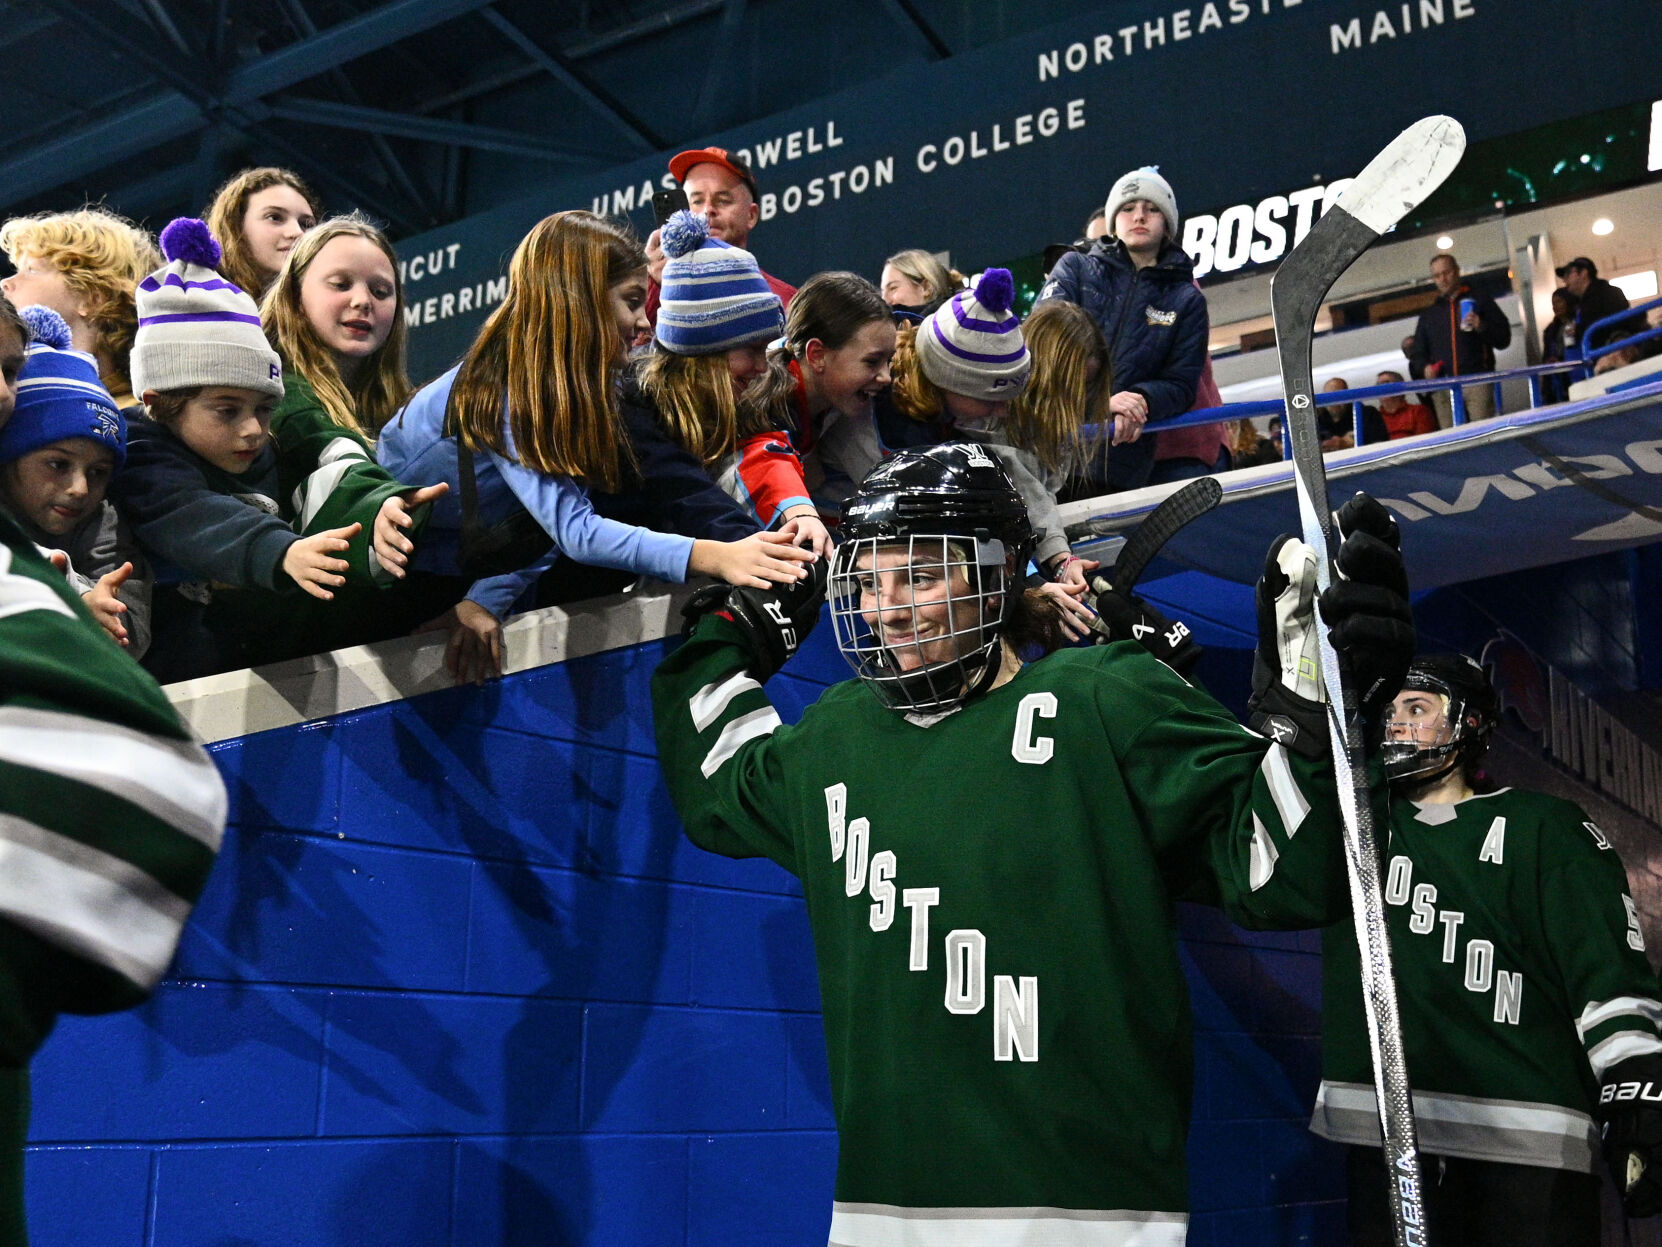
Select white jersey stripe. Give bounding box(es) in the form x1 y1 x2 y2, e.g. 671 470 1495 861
828 1202 1187 1247
1587 1030 1662 1078
700 706 780 777
1576 995 1662 1042
1311 1079 1599 1172
1248 812 1279 892
689 672 762 732
0 544 76 621
1260 742 1309 836
0 706 227 850
0 813 192 990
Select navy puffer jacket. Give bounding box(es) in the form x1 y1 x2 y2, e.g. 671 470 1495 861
1036 238 1209 424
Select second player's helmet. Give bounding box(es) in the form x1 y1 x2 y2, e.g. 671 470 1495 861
1380 653 1499 784
829 443 1035 715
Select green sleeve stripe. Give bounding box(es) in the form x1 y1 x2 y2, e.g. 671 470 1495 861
0 762 217 901
1261 742 1310 836
1588 1031 1662 1079
1576 995 1662 1042
0 811 193 991
700 706 781 777
0 706 226 850
690 672 763 732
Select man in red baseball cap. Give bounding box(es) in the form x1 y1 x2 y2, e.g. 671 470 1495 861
644 146 796 329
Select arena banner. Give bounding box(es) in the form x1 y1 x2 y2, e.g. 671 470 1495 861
395 0 1662 379
1062 382 1662 591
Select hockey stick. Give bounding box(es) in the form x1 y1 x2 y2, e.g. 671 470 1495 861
1271 114 1465 1247
1083 476 1222 641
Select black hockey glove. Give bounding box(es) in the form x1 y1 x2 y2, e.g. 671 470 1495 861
1600 1054 1662 1218
1091 584 1202 676
1248 533 1327 757
1319 493 1415 721
681 556 829 681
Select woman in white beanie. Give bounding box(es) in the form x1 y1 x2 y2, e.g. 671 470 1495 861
1035 166 1210 496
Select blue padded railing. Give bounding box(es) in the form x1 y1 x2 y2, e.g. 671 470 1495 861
1579 294 1662 366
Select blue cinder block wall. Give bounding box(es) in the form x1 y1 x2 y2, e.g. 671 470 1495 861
27 613 1343 1246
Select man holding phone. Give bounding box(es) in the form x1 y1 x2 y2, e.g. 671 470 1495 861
643 147 796 333
1408 252 1511 426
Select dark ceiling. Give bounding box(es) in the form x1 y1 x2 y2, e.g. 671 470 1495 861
0 0 1124 241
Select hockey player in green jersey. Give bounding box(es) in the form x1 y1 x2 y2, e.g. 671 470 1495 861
652 442 1416 1246
1313 653 1662 1246
0 291 228 1244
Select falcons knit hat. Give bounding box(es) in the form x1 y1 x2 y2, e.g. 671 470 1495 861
0 306 126 469
915 268 1031 402
130 218 284 400
654 210 784 355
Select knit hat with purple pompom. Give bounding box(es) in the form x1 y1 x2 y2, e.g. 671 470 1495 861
130 218 284 400
915 268 1031 402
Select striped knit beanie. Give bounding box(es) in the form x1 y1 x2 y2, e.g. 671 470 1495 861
0 306 126 469
655 210 784 355
130 218 284 400
916 268 1030 402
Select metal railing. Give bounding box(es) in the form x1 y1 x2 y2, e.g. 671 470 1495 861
1579 294 1662 366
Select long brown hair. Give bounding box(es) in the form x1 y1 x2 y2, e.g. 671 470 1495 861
205 166 321 297
260 213 412 438
636 351 770 468
742 270 892 430
1007 301 1109 474
445 211 642 489
0 207 160 403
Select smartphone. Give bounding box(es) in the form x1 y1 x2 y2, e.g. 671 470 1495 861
652 187 690 226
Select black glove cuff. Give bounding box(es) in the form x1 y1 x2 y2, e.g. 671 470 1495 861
681 584 734 640
1247 658 1329 759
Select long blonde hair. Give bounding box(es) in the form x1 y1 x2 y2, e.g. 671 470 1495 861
260 213 412 437
882 248 961 305
206 166 321 297
1007 302 1109 474
444 211 642 490
636 351 771 468
0 206 160 401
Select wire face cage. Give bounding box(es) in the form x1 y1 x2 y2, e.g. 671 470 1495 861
828 533 1010 715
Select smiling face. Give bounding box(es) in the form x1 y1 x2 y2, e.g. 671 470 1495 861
160 386 277 475
242 184 316 285
854 541 987 672
806 318 895 420
2 437 115 535
608 269 650 358
299 234 397 378
879 264 930 308
725 341 770 396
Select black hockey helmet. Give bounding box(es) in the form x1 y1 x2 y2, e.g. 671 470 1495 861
830 443 1035 715
1380 653 1498 785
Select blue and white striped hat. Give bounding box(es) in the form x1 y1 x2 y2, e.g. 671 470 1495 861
915 268 1030 403
0 306 126 469
655 210 784 356
130 218 284 400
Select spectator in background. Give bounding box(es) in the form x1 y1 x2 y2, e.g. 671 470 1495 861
1557 257 1631 355
644 147 795 325
204 166 321 299
878 248 959 315
1038 167 1208 495
1316 377 1387 451
1409 253 1510 426
1084 207 1109 240
0 207 160 411
1375 371 1437 439
1541 289 1579 403
1234 417 1281 467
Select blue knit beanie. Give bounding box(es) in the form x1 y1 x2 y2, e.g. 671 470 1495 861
0 305 126 469
655 210 784 355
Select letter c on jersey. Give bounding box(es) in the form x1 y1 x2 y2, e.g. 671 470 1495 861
1012 692 1058 765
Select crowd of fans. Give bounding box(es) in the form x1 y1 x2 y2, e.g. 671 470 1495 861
0 149 1642 685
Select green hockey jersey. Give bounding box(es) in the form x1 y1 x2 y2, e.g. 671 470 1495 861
653 618 1355 1246
1313 786 1662 1173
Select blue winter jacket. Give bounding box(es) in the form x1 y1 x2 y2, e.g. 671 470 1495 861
1036 238 1209 425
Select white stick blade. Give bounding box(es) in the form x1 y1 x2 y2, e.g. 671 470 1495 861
1334 115 1467 234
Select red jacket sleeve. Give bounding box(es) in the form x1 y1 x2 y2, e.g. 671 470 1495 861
731 431 814 527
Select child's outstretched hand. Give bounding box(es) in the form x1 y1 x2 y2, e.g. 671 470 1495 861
414 599 503 686
283 522 361 601
690 529 817 590
373 483 449 578
83 561 133 646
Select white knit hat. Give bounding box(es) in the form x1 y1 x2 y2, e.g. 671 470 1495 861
130 218 284 400
1105 167 1179 240
915 268 1030 403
